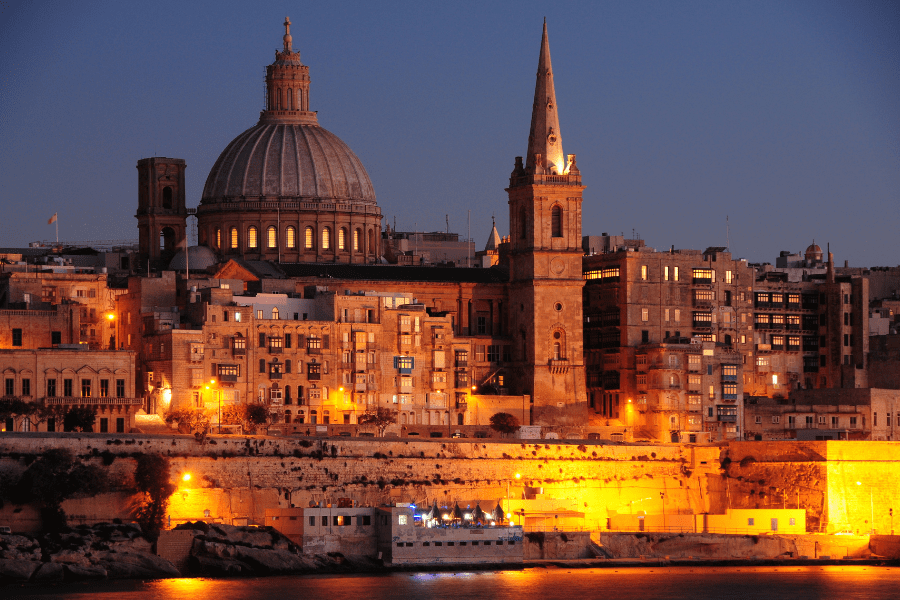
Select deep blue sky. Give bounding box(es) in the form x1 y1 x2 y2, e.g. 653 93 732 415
1 1 898 266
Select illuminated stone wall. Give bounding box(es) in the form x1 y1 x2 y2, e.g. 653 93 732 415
2 436 899 536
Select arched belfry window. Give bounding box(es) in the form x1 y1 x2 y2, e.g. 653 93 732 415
248 226 259 249
285 226 296 249
305 227 314 249
267 226 277 249
551 205 563 238
162 186 173 210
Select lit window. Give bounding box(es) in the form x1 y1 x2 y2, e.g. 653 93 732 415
215 228 221 249
286 226 296 249
641 308 649 322
725 270 733 284
230 227 239 249
664 266 669 281
322 227 331 250
640 265 648 280
305 226 314 249
248 226 258 249
353 228 361 251
674 266 679 281
267 226 277 249
338 227 346 250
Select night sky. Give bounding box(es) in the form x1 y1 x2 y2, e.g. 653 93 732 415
1 0 897 267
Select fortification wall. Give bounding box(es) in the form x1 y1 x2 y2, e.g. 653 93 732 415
2 435 899 538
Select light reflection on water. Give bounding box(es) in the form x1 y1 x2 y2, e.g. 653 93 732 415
9 566 900 600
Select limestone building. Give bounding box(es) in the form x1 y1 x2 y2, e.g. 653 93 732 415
128 20 589 428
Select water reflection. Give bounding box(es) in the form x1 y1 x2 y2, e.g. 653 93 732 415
12 566 899 600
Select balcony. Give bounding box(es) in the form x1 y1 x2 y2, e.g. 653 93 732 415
218 373 239 383
722 393 738 401
456 400 468 410
308 372 321 381
717 414 737 422
721 374 738 382
455 360 469 368
804 365 820 373
269 372 283 380
692 322 712 330
45 396 142 406
232 347 246 357
693 277 712 285
268 346 283 354
307 347 321 355
549 358 569 374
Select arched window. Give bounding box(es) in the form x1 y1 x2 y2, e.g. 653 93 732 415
305 226 314 249
353 228 361 252
277 88 282 110
248 226 258 249
286 88 292 111
553 342 561 360
272 307 279 320
322 227 331 250
162 186 173 210
215 228 221 249
230 227 238 249
551 205 562 237
267 226 277 249
367 229 374 255
338 227 346 250
285 226 296 249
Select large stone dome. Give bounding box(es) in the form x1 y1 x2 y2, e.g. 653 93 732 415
201 122 376 204
194 19 382 265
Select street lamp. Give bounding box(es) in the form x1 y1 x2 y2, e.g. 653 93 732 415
205 379 218 433
105 312 117 350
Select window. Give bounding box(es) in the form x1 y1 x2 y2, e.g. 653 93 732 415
674 266 679 281
850 416 857 427
305 226 314 249
214 228 222 249
641 265 648 280
267 226 277 249
100 379 109 397
64 379 73 396
81 379 91 398
248 226 258 249
353 228 361 252
725 270 733 284
338 228 346 250
641 308 649 322
47 379 56 397
230 227 239 249
272 308 280 320
322 227 331 250
12 329 22 346
116 379 125 396
748 518 755 526
664 266 669 281
4 379 13 396
286 226 296 249
551 205 562 237
755 416 762 424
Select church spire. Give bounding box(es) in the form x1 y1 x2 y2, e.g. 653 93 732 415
526 19 565 175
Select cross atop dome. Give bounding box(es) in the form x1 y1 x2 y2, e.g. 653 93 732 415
283 16 293 53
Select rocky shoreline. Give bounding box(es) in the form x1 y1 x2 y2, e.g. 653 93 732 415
0 522 384 584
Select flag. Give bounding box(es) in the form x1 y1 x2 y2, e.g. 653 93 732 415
48 213 57 224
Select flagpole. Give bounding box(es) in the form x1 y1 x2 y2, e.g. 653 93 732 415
55 217 58 244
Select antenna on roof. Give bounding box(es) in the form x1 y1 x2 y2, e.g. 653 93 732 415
726 215 731 252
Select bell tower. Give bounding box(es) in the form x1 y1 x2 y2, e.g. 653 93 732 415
136 157 187 270
507 21 587 425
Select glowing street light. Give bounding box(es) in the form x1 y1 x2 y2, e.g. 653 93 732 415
182 473 191 483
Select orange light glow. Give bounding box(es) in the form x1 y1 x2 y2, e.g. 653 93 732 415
182 473 191 482
106 313 115 321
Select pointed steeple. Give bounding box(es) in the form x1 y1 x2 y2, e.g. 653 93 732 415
526 19 565 175
484 217 501 251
